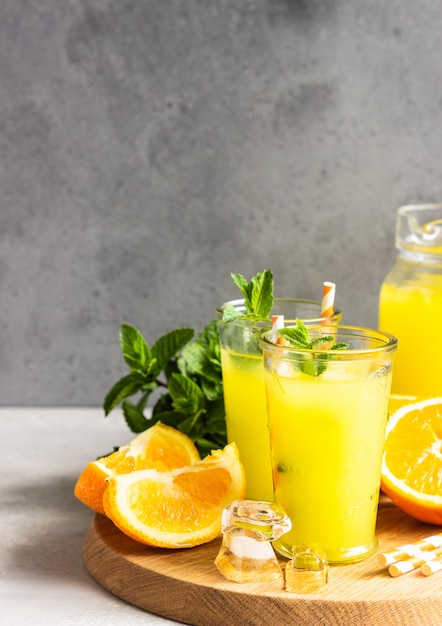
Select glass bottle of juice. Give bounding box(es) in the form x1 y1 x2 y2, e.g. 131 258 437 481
379 204 442 400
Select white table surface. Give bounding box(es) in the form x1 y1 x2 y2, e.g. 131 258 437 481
0 408 183 626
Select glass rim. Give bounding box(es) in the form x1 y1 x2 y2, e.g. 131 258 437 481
216 297 342 323
260 324 398 358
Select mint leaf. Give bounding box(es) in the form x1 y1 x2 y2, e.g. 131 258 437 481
180 343 220 385
148 408 187 429
193 437 222 455
230 273 251 308
197 318 221 354
122 399 151 433
309 336 335 348
229 269 274 319
180 342 207 376
151 392 173 416
176 412 206 435
279 326 309 348
119 324 152 373
250 269 274 318
168 372 206 416
277 319 349 377
204 399 226 437
179 345 222 401
151 327 194 376
221 304 243 323
178 320 223 400
291 318 310 342
103 371 149 415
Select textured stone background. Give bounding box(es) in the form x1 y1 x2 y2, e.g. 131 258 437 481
2 0 442 406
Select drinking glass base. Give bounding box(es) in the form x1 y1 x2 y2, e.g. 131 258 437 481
272 537 378 565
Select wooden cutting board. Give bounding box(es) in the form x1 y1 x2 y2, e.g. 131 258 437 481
83 498 442 626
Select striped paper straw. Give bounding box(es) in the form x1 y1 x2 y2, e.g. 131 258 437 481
377 534 442 566
321 282 336 318
388 546 442 577
421 557 442 576
271 315 284 344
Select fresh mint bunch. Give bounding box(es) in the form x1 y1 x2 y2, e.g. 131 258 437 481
103 269 275 454
103 321 226 456
222 269 274 322
279 319 349 376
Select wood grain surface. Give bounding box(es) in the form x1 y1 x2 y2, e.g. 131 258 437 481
83 498 442 626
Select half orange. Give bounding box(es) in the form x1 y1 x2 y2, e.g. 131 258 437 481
381 397 442 525
102 442 246 548
74 423 200 515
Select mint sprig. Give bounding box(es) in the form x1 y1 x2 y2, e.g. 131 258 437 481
103 321 226 456
222 269 274 322
278 319 349 376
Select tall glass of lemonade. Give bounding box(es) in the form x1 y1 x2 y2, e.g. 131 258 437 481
217 299 342 501
260 325 397 563
379 204 442 400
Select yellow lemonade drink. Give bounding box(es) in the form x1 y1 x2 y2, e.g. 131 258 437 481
218 299 342 502
219 350 273 501
261 325 397 563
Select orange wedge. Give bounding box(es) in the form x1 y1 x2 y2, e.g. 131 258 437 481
102 442 246 548
381 397 442 525
74 423 200 515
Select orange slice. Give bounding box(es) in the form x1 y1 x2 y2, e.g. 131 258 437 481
102 442 246 548
74 423 200 515
381 397 442 525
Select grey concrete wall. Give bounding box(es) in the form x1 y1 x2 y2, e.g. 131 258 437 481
2 0 442 406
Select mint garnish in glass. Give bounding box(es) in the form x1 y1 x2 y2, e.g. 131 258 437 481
222 269 274 322
278 319 349 376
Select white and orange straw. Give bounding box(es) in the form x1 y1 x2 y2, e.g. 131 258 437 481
272 281 335 342
271 315 284 345
321 281 336 319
